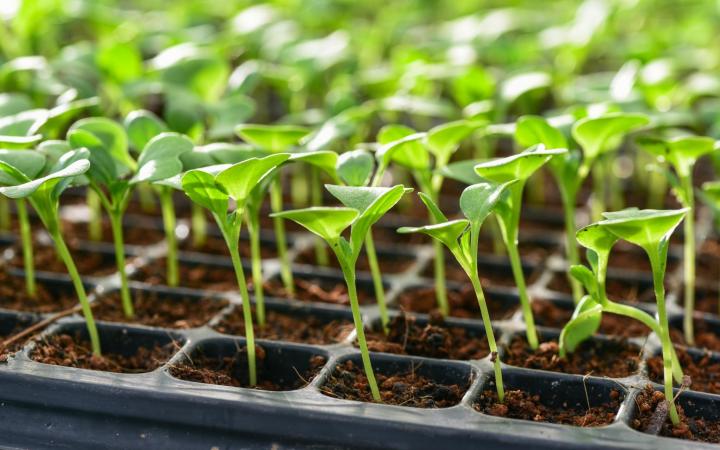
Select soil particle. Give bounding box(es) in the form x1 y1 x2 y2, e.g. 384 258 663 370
670 318 720 353
94 291 228 329
321 359 468 408
169 347 325 391
31 332 176 373
632 385 720 443
396 285 517 319
476 388 621 427
503 335 641 378
133 259 240 291
11 245 118 276
364 313 490 360
0 268 77 313
264 277 373 305
295 247 414 274
648 347 720 395
213 307 354 345
532 300 651 337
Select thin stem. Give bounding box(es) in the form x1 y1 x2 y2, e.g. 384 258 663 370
159 189 179 287
51 227 101 356
109 211 133 319
421 180 448 316
561 192 583 304
507 240 539 349
310 168 328 266
270 177 294 295
16 199 36 297
191 202 207 249
87 189 102 241
470 274 504 402
137 184 156 213
246 211 265 327
590 162 606 222
364 232 389 332
225 222 257 386
680 175 696 345
0 197 10 230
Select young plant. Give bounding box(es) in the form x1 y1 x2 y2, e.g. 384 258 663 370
474 145 567 349
560 208 687 425
272 184 410 402
398 181 514 402
180 154 291 386
68 117 193 316
0 149 101 354
637 135 716 345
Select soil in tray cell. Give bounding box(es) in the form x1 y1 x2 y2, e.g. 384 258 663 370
670 318 720 353
11 245 118 277
0 316 38 362
94 291 228 329
503 334 641 378
546 271 656 304
213 306 354 345
648 348 720 395
422 257 538 288
395 285 518 320
476 388 622 426
321 359 468 408
679 289 720 316
295 247 414 274
632 385 720 443
31 331 178 373
63 220 164 246
180 236 279 259
264 276 375 306
363 313 490 360
0 269 77 313
169 346 326 391
132 259 240 291
532 300 651 338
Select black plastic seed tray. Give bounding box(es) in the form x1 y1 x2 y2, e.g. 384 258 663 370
0 206 720 449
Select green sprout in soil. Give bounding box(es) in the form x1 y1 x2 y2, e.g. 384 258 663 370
272 184 410 402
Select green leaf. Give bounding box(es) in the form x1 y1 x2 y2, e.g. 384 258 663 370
417 192 448 223
132 132 194 184
97 40 143 82
270 207 358 243
181 169 228 217
124 110 167 152
68 117 135 171
398 219 469 253
459 181 513 225
576 223 619 257
161 54 229 103
425 120 476 162
569 265 599 299
37 140 71 167
289 151 338 181
600 208 688 251
376 125 428 170
560 295 602 354
439 159 484 185
207 94 256 139
215 153 291 206
181 143 263 170
235 124 310 153
515 115 567 150
337 149 374 186
500 72 551 104
0 93 33 116
474 146 566 182
0 150 45 185
0 109 48 148
0 150 90 199
572 113 649 163
638 135 716 177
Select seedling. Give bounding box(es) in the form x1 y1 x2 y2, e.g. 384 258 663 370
0 149 101 354
181 154 290 386
474 145 566 349
398 181 514 401
637 135 716 345
272 184 410 402
560 208 688 425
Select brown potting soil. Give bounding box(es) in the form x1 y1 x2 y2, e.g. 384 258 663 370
547 272 655 303
295 247 414 274
647 347 720 395
63 220 164 246
476 388 621 427
632 385 720 443
670 318 720 353
532 300 651 337
503 335 641 378
263 277 373 305
396 285 518 320
94 291 228 329
321 359 468 408
0 269 77 313
133 259 240 291
364 313 490 360
213 307 354 345
11 245 118 276
180 236 278 259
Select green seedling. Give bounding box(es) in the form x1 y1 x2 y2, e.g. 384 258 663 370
0 149 101 354
561 208 687 425
272 184 410 402
474 145 567 349
180 154 290 386
637 135 716 345
124 109 168 214
235 124 311 294
571 112 649 221
398 181 514 402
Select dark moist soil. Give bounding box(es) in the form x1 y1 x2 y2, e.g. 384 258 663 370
476 388 621 427
696 239 720 283
632 385 720 443
0 269 77 313
670 318 720 353
396 285 518 320
321 359 468 408
94 291 228 329
532 300 651 338
132 259 240 291
648 347 720 395
169 347 326 391
422 258 539 288
63 220 164 246
213 307 354 345
546 272 655 303
180 236 278 259
31 332 176 373
295 247 414 274
11 245 118 277
679 290 720 316
364 313 490 360
264 277 374 306
503 335 641 378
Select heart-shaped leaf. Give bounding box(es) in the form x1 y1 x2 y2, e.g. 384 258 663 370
124 110 167 152
459 181 514 225
601 208 688 258
68 117 135 170
235 124 310 153
132 132 194 184
515 115 567 150
337 149 374 186
376 125 429 170
572 113 649 163
0 150 90 199
215 153 291 206
425 120 476 162
270 207 358 243
181 169 229 217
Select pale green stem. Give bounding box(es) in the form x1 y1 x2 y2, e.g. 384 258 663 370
191 202 207 249
364 232 388 332
159 189 179 287
310 168 328 265
137 184 156 213
680 175 696 345
270 177 294 294
561 190 583 304
87 189 102 241
0 197 10 230
590 162 605 222
470 274 504 402
16 199 35 297
246 212 265 327
109 211 133 318
507 240 539 349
